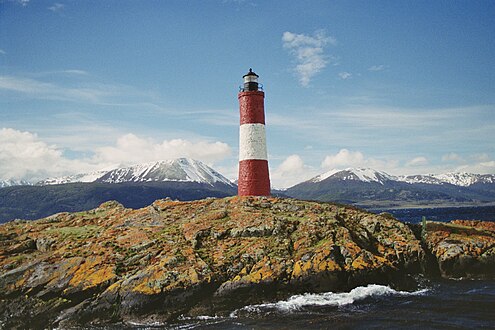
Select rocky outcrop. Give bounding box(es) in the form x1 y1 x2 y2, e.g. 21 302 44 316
0 197 493 328
423 220 495 278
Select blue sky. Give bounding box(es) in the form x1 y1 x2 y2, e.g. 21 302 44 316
1 0 494 187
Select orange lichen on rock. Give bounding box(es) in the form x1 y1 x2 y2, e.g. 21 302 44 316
68 256 115 291
131 266 168 295
451 220 495 231
424 220 495 277
240 256 281 283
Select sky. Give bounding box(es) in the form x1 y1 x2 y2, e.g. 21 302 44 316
1 0 494 188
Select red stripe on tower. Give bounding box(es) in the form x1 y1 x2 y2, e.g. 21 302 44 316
238 69 271 196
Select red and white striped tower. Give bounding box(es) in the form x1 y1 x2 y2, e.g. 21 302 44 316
238 68 271 196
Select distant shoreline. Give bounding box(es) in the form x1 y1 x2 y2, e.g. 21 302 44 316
359 201 495 211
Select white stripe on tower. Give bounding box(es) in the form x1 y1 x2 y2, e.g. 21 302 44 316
239 123 268 161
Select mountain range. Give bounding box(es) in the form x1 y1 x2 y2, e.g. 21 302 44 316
307 167 495 186
3 163 493 189
0 159 236 223
1 161 495 223
35 158 234 186
286 168 495 208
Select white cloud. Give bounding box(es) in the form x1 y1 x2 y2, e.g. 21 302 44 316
0 128 85 181
0 75 110 103
338 72 352 80
27 70 89 78
442 153 463 162
319 149 495 176
271 154 317 188
406 156 428 166
61 69 88 75
224 0 257 5
472 153 490 162
321 149 400 174
454 161 495 174
438 153 495 174
368 65 387 72
0 49 6 55
48 3 64 12
321 149 365 169
0 74 159 108
12 0 29 6
282 30 336 87
93 133 231 167
268 112 321 130
0 128 232 182
216 162 238 182
331 106 474 129
192 108 238 127
479 161 495 169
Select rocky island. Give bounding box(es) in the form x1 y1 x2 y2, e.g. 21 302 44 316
0 197 494 328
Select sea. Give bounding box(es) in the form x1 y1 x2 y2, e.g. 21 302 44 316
368 204 495 224
97 206 495 329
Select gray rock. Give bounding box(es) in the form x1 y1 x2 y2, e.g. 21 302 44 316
36 237 56 252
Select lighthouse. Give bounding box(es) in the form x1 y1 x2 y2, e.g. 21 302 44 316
237 69 271 196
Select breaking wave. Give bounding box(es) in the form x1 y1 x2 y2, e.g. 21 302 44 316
230 284 429 317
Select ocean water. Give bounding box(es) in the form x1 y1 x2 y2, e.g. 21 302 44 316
369 205 495 224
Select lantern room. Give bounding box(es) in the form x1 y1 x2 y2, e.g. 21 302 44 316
242 68 262 92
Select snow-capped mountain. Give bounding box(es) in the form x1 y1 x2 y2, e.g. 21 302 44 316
0 179 32 188
36 158 234 187
399 173 495 187
311 168 396 185
286 167 495 206
37 170 109 185
96 158 234 186
397 174 444 185
308 168 495 187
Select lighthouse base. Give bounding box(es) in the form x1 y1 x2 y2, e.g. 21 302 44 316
238 159 271 196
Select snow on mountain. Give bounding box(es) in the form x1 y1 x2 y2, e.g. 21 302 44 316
35 158 234 187
311 169 341 182
97 158 234 186
0 179 32 188
37 170 109 185
311 168 397 185
397 174 445 185
433 172 495 186
400 173 495 187
309 168 495 187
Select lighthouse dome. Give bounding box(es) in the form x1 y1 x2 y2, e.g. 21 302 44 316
242 68 261 91
243 68 259 78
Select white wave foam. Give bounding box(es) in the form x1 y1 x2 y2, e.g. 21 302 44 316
125 320 166 327
178 314 221 321
230 284 429 317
